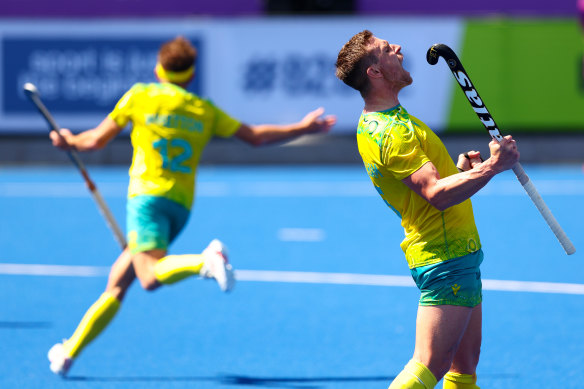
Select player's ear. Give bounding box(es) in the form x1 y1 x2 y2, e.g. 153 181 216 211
366 64 381 79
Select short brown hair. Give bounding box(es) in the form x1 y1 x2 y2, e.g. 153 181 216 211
158 36 197 72
335 30 377 97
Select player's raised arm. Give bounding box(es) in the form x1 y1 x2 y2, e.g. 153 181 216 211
234 107 336 146
402 136 519 211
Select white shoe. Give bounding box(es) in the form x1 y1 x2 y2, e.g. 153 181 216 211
200 239 235 293
48 342 73 376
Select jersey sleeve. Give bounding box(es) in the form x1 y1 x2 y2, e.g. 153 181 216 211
107 84 144 129
208 100 241 138
380 121 430 180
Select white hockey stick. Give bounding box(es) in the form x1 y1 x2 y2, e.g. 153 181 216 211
23 83 127 250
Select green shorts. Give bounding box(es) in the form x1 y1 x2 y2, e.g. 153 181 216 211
410 249 483 307
126 195 190 254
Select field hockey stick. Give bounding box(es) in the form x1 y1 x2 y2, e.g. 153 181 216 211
426 44 576 255
23 83 127 250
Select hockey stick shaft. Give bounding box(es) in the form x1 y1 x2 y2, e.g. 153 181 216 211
426 44 575 255
23 83 127 249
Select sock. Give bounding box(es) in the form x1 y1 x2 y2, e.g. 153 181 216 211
63 292 120 358
154 254 205 285
443 372 480 389
388 360 438 389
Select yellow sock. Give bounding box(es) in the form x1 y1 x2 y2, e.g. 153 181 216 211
389 360 437 389
443 372 479 389
154 254 205 284
63 292 120 358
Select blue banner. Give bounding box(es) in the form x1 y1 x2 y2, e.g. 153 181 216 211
3 36 202 115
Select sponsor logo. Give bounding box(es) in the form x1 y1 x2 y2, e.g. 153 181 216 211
451 284 461 296
453 70 503 142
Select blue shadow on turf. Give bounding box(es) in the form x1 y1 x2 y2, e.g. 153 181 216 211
65 374 393 388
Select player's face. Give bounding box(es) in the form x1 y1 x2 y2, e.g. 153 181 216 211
369 37 412 88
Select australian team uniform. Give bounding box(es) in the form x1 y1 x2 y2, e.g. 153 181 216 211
108 83 241 254
357 105 483 307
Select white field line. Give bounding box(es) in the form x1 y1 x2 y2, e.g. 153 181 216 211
0 263 110 277
277 228 326 242
1 264 584 295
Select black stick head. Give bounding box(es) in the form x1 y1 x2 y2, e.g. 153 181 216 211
426 43 460 69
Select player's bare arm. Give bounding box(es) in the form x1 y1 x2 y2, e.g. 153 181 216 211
50 117 123 151
403 136 519 211
234 107 336 146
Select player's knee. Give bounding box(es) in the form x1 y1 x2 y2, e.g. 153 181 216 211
463 337 482 369
138 275 161 291
470 344 481 368
438 346 463 379
105 285 127 301
416 351 456 381
450 343 481 375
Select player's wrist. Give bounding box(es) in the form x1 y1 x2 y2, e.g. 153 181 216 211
478 157 501 176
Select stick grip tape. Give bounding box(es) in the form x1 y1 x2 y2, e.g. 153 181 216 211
512 164 576 255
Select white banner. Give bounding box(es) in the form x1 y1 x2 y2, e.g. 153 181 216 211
0 17 463 134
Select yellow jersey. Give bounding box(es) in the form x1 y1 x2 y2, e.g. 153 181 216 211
108 83 241 209
357 105 481 269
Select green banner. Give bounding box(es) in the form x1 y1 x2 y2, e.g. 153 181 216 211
448 18 584 133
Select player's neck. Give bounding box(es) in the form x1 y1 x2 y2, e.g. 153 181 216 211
158 80 190 89
363 93 400 113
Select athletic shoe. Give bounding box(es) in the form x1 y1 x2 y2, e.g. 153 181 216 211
200 239 235 293
48 342 73 376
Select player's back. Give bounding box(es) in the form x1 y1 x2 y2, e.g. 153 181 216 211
109 82 240 209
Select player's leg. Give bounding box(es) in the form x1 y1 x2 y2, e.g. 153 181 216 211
48 248 135 376
414 304 474 380
389 251 483 388
129 195 235 292
155 239 235 292
443 304 482 389
388 305 474 388
132 249 166 290
388 305 473 388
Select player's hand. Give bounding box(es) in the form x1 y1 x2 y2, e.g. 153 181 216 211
488 135 520 172
456 150 483 172
300 107 337 134
50 129 74 150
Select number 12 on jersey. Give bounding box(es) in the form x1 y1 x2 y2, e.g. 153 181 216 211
153 138 193 173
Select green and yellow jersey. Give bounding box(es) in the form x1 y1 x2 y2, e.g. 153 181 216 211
108 83 241 209
357 105 481 269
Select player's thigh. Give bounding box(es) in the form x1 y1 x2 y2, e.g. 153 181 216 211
450 303 482 374
411 250 484 377
414 304 474 358
106 248 136 301
414 304 474 379
132 249 166 278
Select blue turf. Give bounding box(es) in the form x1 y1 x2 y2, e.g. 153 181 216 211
0 164 583 388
